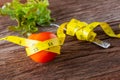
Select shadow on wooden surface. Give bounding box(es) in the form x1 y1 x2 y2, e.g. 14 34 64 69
0 0 120 80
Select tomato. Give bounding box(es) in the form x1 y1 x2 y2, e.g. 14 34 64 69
28 32 57 63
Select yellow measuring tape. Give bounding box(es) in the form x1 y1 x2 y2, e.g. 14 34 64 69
57 19 120 45
0 19 120 56
0 36 62 56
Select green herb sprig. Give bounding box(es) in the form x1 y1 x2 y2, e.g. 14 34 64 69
0 0 53 36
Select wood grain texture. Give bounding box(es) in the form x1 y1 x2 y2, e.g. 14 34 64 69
0 0 120 80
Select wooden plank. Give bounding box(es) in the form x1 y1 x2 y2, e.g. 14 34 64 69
0 0 120 80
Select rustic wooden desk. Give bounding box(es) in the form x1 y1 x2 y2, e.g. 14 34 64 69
0 0 120 80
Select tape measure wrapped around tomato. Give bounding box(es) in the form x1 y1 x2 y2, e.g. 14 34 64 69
0 32 63 63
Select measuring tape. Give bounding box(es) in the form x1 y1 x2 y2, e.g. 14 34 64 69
0 19 120 56
57 19 120 45
0 36 62 56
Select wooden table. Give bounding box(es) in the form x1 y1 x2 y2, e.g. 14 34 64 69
0 0 120 80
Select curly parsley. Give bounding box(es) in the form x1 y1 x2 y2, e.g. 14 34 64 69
0 0 53 36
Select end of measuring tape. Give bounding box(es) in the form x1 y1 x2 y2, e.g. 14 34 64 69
57 18 120 48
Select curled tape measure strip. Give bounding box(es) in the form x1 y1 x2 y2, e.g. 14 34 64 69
0 36 61 56
57 19 120 47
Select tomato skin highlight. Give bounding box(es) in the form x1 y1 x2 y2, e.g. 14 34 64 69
28 32 57 63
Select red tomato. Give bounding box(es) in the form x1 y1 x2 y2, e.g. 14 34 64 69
28 32 57 63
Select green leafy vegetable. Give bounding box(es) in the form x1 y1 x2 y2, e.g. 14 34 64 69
0 0 53 36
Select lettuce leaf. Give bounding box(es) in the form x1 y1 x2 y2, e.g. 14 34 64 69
0 0 53 36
